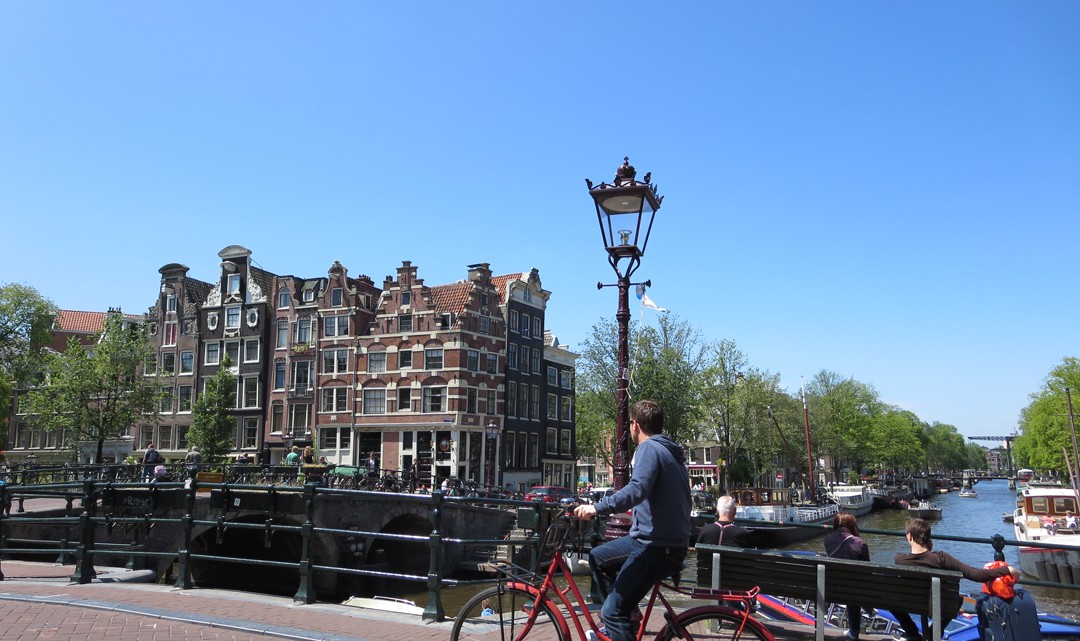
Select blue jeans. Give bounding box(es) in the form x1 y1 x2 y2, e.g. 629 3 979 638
589 537 686 641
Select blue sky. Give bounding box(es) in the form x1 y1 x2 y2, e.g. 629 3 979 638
2 3 1078 439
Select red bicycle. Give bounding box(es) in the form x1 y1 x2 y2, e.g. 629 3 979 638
450 511 774 641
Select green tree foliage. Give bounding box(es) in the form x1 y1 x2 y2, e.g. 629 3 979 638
965 442 989 470
0 283 57 441
922 422 967 473
1014 357 1080 475
24 313 159 463
188 356 237 467
807 370 881 481
867 409 925 473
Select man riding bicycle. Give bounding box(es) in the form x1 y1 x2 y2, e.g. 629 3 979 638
574 399 692 641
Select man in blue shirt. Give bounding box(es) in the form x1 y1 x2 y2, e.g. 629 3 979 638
574 400 692 641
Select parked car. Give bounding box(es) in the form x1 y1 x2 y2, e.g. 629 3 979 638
523 486 575 503
586 486 615 504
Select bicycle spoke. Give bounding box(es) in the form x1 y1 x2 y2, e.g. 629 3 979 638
451 586 567 641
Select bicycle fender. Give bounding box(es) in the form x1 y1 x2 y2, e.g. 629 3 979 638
505 581 571 639
658 605 764 641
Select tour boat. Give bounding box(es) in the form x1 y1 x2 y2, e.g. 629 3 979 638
731 487 838 546
826 483 874 516
907 500 943 520
958 487 978 498
1013 483 1080 585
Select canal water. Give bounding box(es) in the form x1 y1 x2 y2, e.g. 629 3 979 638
398 479 1080 621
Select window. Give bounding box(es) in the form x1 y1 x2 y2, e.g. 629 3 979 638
486 354 498 375
505 432 516 467
161 352 175 375
331 287 343 307
704 448 712 464
467 350 479 372
486 390 496 415
178 385 193 412
161 387 174 413
508 382 518 417
439 313 452 329
422 386 445 413
228 274 241 294
547 427 558 454
271 402 283 433
163 321 177 346
324 315 348 337
547 366 558 386
531 385 540 420
520 314 530 337
399 314 413 332
166 294 177 313
206 342 220 365
246 309 258 327
508 344 518 370
519 347 529 373
225 341 240 366
560 430 571 456
425 348 443 370
292 361 312 389
467 388 478 414
547 393 558 420
144 354 156 376
518 433 527 468
303 287 315 303
322 387 348 412
244 338 260 363
397 387 411 411
480 315 490 334
401 291 411 306
276 319 288 348
561 396 572 422
289 404 310 432
561 370 571 389
398 349 412 369
180 351 194 375
274 361 286 389
323 348 349 374
177 426 189 451
531 349 541 374
278 289 291 309
295 317 312 344
242 376 259 408
509 310 519 333
158 424 175 450
225 306 241 329
367 351 386 373
533 317 541 338
363 388 386 414
243 418 259 449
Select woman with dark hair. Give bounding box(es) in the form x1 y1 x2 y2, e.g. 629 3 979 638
824 512 870 640
893 518 1019 641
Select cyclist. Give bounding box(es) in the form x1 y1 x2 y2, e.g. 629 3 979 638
574 399 691 641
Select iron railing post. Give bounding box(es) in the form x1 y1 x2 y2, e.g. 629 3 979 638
70 480 96 584
293 482 317 604
174 473 197 589
423 490 445 622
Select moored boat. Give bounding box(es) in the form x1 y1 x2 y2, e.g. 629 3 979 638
959 487 978 498
827 483 874 516
1013 483 1080 585
908 500 942 519
731 487 837 546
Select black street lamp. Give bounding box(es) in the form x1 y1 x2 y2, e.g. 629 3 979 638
485 420 501 490
587 157 663 490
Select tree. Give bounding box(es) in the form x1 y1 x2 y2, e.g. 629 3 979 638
0 283 57 442
187 356 237 467
1014 357 1080 475
866 409 925 474
24 312 159 463
807 370 881 482
922 422 967 473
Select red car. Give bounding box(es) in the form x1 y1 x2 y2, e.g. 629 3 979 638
523 486 575 503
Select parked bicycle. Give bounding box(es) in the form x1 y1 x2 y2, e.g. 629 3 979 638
450 501 774 641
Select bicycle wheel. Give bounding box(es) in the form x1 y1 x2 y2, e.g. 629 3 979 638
657 606 772 641
451 585 568 641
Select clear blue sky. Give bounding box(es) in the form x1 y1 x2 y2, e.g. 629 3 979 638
2 3 1078 439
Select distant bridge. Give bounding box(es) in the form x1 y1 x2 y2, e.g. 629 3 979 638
968 434 1017 477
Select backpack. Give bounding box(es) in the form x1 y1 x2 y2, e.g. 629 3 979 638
146 449 162 464
975 587 1041 641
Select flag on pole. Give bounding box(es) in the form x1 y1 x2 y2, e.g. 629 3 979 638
641 293 667 312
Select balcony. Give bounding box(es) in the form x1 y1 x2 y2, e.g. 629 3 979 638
287 387 314 400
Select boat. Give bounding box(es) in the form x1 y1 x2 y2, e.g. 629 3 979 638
1012 483 1080 585
958 487 978 498
755 591 1080 640
827 483 874 516
731 486 838 546
342 595 424 616
689 490 718 543
908 500 943 519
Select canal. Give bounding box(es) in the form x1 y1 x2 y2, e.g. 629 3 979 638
395 479 1080 620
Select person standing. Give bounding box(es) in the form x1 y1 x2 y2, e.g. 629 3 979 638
184 446 202 471
142 443 160 481
824 513 870 640
574 400 692 641
365 451 378 478
893 518 1019 641
697 495 752 547
301 446 314 465
285 446 301 466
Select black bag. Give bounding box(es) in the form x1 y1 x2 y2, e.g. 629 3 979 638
146 449 162 464
975 588 1041 641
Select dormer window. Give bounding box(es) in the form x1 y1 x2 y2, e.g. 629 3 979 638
303 288 315 303
331 287 343 307
227 274 241 294
439 313 453 330
401 291 411 306
166 294 177 313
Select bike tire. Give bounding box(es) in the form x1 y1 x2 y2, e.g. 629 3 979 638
451 585 568 641
655 606 773 641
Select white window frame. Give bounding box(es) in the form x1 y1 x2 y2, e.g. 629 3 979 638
205 342 220 365
244 338 260 363
225 305 242 329
363 388 386 415
368 351 387 373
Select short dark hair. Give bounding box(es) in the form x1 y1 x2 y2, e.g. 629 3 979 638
906 518 933 550
631 400 664 435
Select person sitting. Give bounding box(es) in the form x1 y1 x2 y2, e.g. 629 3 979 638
824 513 870 640
697 495 752 547
1065 512 1078 529
1042 514 1057 535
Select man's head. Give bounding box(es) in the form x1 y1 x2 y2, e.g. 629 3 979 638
717 495 737 520
905 518 933 550
629 399 664 443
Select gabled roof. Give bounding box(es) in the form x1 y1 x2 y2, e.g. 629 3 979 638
491 273 528 304
429 282 473 315
182 277 213 304
54 310 108 334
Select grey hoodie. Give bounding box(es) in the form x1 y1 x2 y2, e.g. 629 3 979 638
593 434 692 547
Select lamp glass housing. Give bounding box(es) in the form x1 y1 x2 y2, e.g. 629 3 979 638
592 184 659 258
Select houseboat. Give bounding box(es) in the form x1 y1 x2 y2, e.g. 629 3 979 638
1013 483 1080 585
731 487 837 546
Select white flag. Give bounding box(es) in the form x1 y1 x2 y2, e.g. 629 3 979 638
641 293 667 312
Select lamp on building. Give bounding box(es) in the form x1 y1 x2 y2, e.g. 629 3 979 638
587 157 662 490
485 420 501 490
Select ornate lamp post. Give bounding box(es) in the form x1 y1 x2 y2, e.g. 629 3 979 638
587 157 663 490
485 421 501 490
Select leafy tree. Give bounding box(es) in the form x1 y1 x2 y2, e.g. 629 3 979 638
965 442 989 470
24 312 159 463
807 370 881 482
187 356 237 467
1014 357 1080 475
922 422 967 473
867 409 925 473
0 283 56 442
